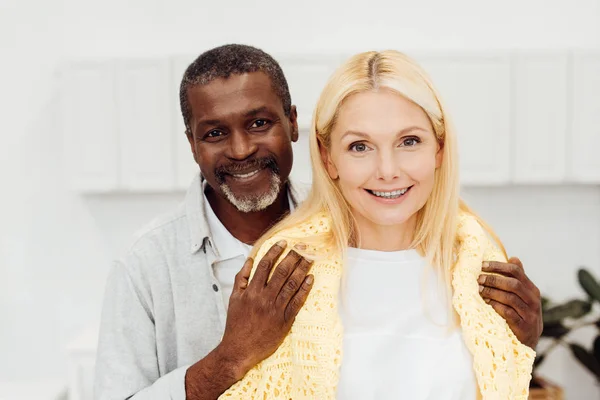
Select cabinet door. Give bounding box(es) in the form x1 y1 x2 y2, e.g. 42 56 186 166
277 55 342 183
277 55 342 130
117 59 175 191
171 55 200 190
62 62 119 192
417 53 512 185
513 52 568 183
571 51 600 183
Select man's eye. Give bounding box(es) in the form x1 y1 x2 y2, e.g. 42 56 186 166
250 119 269 129
206 130 223 138
349 142 370 152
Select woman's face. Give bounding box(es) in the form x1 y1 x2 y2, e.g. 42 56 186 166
321 89 442 231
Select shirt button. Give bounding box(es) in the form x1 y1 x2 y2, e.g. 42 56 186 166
212 284 219 292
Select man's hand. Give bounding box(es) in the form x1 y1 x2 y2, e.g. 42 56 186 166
478 257 543 349
221 240 314 371
185 240 314 400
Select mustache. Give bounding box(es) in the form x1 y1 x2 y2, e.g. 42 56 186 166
214 157 280 184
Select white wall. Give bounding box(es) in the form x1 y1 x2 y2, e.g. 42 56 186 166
1 0 599 398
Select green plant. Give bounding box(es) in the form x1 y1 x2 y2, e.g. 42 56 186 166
532 267 600 386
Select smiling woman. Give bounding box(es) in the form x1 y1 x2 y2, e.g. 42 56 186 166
219 50 535 399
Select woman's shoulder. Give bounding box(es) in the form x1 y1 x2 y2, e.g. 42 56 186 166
253 211 333 259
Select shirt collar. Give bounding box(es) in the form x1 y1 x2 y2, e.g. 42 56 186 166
185 173 308 255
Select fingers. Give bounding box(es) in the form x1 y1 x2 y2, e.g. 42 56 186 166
284 274 314 323
478 274 533 305
488 299 524 331
233 257 254 292
508 257 523 270
275 256 313 308
251 240 287 287
266 248 303 294
479 284 529 320
482 260 525 280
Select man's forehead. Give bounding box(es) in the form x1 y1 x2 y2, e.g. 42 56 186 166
187 72 283 120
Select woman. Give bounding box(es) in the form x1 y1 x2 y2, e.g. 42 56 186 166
220 50 535 399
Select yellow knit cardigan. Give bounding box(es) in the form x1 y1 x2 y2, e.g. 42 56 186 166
220 212 535 399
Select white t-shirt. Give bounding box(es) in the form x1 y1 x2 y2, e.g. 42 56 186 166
337 247 477 400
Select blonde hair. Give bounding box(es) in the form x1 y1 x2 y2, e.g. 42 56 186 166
252 50 505 294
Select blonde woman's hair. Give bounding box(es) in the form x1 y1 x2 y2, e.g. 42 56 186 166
252 50 505 298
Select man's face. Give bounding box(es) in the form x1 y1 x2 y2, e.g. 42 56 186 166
186 72 298 212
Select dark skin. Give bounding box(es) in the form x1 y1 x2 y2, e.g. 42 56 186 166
479 257 543 348
183 72 312 399
186 72 298 244
180 72 542 400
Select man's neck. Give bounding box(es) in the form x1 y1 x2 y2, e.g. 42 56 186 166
205 183 291 245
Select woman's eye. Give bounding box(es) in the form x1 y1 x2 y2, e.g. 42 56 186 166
350 142 369 152
402 137 420 147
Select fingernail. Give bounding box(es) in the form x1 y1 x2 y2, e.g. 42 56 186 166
482 261 489 268
276 240 287 247
294 243 307 250
484 298 491 304
477 275 486 284
479 284 484 293
306 275 314 285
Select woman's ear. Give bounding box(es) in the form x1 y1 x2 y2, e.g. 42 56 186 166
435 143 443 169
318 136 339 180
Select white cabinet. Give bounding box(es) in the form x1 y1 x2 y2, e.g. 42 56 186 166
570 51 600 183
277 55 342 130
61 51 600 193
62 62 120 193
66 326 98 400
171 55 200 190
116 60 175 191
417 54 512 185
512 52 568 183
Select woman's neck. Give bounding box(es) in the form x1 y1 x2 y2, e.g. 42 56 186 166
353 213 417 252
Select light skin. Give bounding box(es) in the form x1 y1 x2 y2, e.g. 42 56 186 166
181 72 540 400
321 89 441 251
321 89 542 347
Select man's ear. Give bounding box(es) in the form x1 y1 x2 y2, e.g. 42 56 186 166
186 130 199 164
318 137 339 180
289 105 299 142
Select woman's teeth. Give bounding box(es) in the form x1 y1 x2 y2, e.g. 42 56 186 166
369 187 410 199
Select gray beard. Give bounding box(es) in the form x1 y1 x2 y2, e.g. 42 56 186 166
220 172 282 213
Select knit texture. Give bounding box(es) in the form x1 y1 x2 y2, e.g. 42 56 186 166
219 212 535 399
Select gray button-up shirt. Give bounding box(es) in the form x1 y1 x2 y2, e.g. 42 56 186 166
94 174 308 400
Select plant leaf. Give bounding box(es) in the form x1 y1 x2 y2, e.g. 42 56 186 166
578 268 600 304
569 343 600 379
542 323 570 338
533 354 546 368
543 299 592 324
541 296 551 312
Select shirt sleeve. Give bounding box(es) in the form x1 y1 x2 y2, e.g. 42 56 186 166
93 260 189 400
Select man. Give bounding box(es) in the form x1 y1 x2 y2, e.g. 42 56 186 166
94 44 542 400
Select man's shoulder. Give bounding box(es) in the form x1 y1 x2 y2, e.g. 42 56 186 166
119 202 192 267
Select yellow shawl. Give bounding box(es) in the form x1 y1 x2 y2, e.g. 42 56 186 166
220 212 535 399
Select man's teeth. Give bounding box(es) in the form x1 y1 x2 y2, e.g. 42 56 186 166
370 188 409 198
232 169 260 178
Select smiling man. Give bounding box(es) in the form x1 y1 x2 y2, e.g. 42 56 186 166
94 44 543 400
